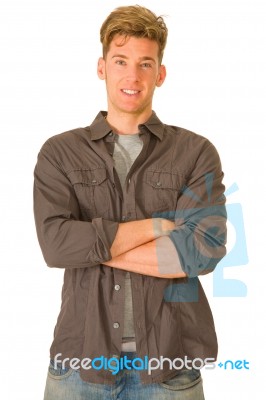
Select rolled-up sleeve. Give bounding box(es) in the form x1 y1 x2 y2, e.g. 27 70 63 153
33 141 119 268
168 139 227 277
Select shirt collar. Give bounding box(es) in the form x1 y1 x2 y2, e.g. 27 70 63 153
89 111 165 141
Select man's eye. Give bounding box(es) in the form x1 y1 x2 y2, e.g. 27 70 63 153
141 63 152 68
116 60 126 65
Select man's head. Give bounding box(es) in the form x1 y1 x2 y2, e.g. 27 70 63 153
100 5 168 64
97 5 168 124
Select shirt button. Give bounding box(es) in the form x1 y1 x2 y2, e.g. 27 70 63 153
122 216 126 221
156 181 162 187
92 179 97 184
114 284 121 291
113 322 120 329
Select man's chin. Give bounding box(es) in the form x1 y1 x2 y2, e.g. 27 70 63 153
117 104 149 116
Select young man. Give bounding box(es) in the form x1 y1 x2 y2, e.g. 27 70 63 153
34 5 227 399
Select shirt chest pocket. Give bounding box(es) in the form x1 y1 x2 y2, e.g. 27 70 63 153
144 170 183 215
67 168 110 219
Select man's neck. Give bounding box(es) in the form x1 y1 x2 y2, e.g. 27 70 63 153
105 110 152 135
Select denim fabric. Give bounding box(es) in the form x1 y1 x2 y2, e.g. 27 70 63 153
44 356 205 400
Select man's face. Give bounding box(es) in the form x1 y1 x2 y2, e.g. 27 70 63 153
97 35 166 118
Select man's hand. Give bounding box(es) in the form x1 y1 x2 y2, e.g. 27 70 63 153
104 236 186 279
153 218 175 238
103 218 185 279
110 218 175 259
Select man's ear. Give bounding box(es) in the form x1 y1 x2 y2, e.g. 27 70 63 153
97 57 106 80
156 65 166 87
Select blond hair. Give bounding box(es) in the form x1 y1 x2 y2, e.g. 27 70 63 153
100 5 168 63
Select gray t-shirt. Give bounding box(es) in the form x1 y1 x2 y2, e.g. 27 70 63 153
113 133 143 352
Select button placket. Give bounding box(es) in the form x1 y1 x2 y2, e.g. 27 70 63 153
107 354 120 373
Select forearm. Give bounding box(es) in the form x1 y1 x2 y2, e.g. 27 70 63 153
110 218 175 258
105 236 186 279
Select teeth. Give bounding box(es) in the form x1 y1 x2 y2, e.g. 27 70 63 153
122 89 139 95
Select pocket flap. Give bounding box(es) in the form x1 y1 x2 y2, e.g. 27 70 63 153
146 170 181 190
67 168 107 186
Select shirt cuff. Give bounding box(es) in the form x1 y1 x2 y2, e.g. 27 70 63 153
88 218 119 264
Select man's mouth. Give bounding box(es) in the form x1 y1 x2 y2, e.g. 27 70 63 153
121 89 140 95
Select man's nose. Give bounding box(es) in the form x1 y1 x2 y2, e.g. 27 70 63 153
125 65 140 82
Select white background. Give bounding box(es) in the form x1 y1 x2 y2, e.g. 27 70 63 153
0 0 265 398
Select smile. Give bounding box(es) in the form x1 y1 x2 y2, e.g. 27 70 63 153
121 89 140 95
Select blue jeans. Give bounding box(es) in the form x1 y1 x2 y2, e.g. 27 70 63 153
44 354 205 400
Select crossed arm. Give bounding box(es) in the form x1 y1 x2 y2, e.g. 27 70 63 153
103 218 186 279
34 140 226 276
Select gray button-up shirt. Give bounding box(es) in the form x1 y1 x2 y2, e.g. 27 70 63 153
34 111 227 384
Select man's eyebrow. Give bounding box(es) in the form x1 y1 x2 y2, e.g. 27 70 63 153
139 56 156 63
111 54 128 59
111 54 156 62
